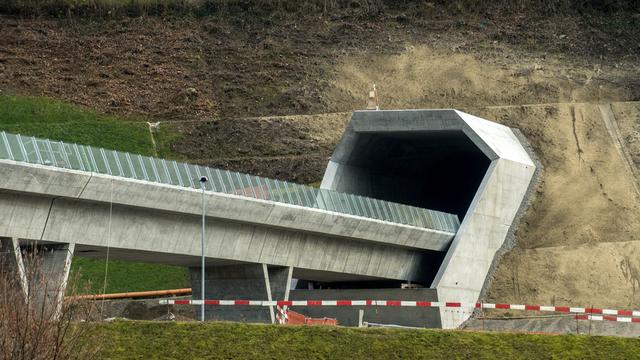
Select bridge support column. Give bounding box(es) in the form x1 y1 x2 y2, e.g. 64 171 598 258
0 237 28 299
0 239 74 316
189 263 293 323
31 243 75 314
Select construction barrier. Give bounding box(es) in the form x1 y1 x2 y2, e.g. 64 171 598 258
275 306 289 324
159 299 640 318
280 308 337 326
575 314 640 323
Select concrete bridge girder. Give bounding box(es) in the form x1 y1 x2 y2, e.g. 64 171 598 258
0 148 455 303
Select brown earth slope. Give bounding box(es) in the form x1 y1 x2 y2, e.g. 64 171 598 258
481 102 640 307
1 10 638 119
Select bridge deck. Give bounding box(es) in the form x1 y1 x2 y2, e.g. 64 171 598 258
0 131 459 233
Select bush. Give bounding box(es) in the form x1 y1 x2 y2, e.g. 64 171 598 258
0 246 99 359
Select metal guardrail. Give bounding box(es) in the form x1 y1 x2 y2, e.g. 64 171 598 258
0 131 460 233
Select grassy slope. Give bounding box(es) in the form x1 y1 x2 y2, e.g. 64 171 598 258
0 95 189 293
71 257 188 294
95 322 640 359
0 95 153 154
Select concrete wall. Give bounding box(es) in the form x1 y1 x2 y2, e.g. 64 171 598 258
433 111 535 328
290 288 441 328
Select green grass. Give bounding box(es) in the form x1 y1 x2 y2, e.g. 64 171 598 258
93 321 640 359
0 95 155 155
0 95 189 294
153 121 186 160
71 257 189 294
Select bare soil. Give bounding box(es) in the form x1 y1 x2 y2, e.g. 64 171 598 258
168 113 350 182
1 10 638 120
476 102 640 308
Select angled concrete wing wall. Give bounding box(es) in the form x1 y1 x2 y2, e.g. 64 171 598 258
322 109 536 328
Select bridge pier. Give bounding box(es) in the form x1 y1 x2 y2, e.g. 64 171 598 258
0 238 74 315
30 243 75 314
189 263 293 323
0 237 28 299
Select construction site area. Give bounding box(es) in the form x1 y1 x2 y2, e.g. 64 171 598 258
0 1 639 358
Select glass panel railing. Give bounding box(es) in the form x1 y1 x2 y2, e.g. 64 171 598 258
63 142 82 170
6 133 25 162
152 158 169 184
0 133 11 159
103 150 121 176
20 136 41 164
50 141 69 168
116 152 134 178
208 168 225 193
0 131 460 233
87 147 106 174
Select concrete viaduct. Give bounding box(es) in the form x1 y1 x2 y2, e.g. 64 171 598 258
0 109 535 328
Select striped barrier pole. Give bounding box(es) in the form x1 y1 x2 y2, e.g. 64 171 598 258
575 314 640 323
159 299 640 317
275 306 288 325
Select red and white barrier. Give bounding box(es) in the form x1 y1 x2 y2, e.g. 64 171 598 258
159 299 640 317
575 314 640 323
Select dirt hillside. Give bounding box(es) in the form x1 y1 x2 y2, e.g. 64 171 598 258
481 102 640 307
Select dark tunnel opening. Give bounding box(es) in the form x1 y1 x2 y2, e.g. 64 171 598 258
301 130 491 289
344 130 491 220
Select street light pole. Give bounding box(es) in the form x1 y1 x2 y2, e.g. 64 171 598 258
199 176 208 322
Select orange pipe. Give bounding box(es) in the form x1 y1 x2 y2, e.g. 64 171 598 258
70 288 192 300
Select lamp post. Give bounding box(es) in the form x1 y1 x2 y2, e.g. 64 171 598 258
199 176 208 322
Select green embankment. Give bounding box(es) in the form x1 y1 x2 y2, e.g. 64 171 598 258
95 322 640 359
0 95 154 155
71 257 188 294
0 95 189 293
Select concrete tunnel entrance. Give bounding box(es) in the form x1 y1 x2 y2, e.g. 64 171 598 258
340 130 490 220
302 130 491 289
